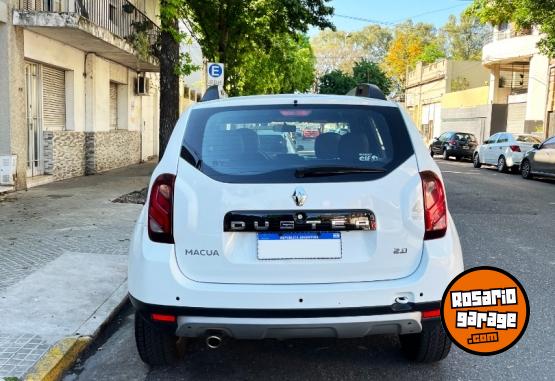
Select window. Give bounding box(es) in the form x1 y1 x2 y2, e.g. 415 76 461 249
454 133 476 142
109 82 118 130
542 137 555 149
109 4 116 22
515 135 541 144
439 133 450 142
181 105 414 183
497 134 509 144
485 134 498 144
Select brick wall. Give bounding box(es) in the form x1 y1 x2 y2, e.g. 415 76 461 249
85 131 141 174
43 131 86 180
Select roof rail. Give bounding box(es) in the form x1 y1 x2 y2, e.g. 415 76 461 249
347 84 386 101
200 85 227 102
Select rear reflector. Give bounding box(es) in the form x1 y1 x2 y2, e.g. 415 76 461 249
148 174 176 244
422 309 441 319
151 313 177 323
510 145 521 152
420 171 447 240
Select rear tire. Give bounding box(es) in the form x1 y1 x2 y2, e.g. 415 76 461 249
473 154 482 168
400 321 452 363
497 156 507 173
430 148 434 157
442 149 449 160
135 312 179 366
521 159 533 179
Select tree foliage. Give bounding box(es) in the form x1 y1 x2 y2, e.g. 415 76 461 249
318 60 392 96
310 25 393 77
318 70 357 95
180 0 334 95
383 21 437 84
441 14 491 61
352 60 392 95
467 0 555 57
237 34 316 95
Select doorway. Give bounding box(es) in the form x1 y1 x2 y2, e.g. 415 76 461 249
25 62 43 177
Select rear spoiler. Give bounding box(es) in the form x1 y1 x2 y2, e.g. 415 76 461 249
347 84 386 101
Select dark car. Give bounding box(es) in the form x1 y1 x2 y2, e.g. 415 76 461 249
520 136 555 180
430 132 478 161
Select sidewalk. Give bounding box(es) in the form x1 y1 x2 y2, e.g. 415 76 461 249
0 162 155 380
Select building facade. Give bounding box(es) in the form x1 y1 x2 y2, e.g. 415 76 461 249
0 0 162 191
405 59 490 142
482 24 551 138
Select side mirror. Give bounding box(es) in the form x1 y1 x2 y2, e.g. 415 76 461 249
296 145 305 151
533 144 540 150
433 137 439 141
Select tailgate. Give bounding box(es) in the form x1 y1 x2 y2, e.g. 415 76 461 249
172 157 425 285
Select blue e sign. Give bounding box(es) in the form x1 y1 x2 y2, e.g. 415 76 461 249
208 64 223 78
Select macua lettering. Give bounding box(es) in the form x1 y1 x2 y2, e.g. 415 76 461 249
185 249 220 256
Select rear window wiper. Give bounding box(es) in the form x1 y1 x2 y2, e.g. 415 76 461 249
295 166 386 178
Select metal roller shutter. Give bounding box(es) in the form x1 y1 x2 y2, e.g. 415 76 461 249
42 66 66 131
110 82 118 130
506 103 526 133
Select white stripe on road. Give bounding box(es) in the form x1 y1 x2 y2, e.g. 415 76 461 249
442 170 480 175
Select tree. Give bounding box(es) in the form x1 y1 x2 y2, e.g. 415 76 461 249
352 60 392 95
383 21 437 85
417 41 446 64
311 25 393 77
441 13 490 60
467 0 555 57
318 70 357 95
181 0 334 95
157 0 198 157
237 34 316 95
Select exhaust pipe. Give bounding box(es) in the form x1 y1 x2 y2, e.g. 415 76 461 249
206 335 223 349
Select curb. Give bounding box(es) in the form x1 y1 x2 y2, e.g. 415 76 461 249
22 288 130 381
24 337 91 381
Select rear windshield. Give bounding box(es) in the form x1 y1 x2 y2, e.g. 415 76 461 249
454 133 476 142
181 105 414 183
515 135 541 144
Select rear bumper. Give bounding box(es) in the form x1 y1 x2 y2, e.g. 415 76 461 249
131 295 439 338
447 147 475 157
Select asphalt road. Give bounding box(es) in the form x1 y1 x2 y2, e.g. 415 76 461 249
64 159 555 381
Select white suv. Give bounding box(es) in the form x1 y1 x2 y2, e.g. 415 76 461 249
129 85 464 366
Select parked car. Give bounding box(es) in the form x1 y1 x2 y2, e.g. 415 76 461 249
473 132 542 172
520 136 555 179
129 85 463 366
302 128 320 139
430 132 478 161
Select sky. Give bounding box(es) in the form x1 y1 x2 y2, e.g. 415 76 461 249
309 0 473 34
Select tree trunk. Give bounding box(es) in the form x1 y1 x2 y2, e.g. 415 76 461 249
158 18 180 159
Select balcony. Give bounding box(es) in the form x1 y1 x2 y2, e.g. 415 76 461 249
483 27 540 67
13 0 159 71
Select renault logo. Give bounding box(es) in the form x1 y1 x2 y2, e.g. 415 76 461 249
292 187 307 207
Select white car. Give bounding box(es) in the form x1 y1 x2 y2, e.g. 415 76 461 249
473 132 542 172
128 85 464 366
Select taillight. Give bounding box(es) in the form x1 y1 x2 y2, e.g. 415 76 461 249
420 171 447 240
148 174 176 244
422 309 441 319
510 145 521 152
448 139 457 146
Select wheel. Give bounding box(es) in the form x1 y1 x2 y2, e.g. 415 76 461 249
473 154 482 168
135 312 179 366
400 321 451 363
497 156 507 173
442 149 449 160
521 159 534 179
430 148 434 157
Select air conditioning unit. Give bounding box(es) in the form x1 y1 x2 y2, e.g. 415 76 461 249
0 155 17 186
135 76 150 96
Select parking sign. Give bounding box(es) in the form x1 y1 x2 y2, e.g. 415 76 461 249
207 63 224 86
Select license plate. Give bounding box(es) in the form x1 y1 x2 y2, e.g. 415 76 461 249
463 146 470 149
257 232 342 260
